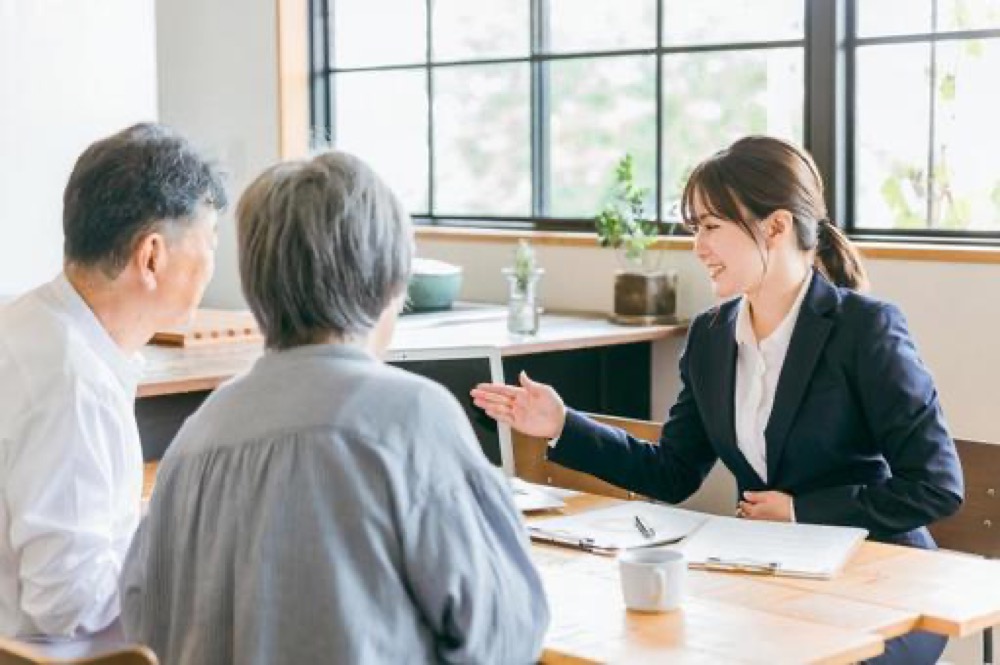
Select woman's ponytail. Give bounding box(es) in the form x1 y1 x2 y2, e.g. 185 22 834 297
815 219 869 292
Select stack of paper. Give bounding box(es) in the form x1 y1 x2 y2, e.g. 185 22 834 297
679 516 867 579
529 501 868 578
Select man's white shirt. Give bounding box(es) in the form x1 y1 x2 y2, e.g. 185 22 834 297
0 274 143 638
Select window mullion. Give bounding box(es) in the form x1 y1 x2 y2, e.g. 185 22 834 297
531 0 551 218
425 0 435 219
926 0 939 229
805 0 848 228
655 0 663 222
310 0 333 148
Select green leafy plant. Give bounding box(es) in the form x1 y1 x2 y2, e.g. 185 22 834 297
594 154 659 265
512 239 538 292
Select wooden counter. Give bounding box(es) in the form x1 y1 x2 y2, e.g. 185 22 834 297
138 308 686 398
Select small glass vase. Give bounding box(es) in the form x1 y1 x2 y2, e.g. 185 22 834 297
502 267 544 335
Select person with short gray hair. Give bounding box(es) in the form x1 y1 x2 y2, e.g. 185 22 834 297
238 151 413 349
121 151 550 665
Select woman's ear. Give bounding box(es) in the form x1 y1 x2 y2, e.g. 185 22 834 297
764 210 794 247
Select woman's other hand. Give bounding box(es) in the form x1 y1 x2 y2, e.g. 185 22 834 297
470 371 566 439
737 490 793 522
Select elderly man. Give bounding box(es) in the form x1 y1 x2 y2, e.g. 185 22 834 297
0 123 226 638
121 151 549 664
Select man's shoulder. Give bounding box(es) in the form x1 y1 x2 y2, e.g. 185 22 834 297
0 283 73 348
0 291 110 405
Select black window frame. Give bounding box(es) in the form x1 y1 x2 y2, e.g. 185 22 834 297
311 0 1000 244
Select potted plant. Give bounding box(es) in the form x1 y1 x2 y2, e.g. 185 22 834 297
594 154 677 324
501 239 544 334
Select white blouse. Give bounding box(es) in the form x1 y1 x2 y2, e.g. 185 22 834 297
0 274 143 638
733 272 813 485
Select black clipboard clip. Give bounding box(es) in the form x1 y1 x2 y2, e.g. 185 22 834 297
701 556 782 575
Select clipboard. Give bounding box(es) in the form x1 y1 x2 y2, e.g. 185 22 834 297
679 515 868 579
527 502 708 555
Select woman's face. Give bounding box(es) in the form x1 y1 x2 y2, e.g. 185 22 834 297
689 194 767 300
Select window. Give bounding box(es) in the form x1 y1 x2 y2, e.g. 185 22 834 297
850 0 1000 237
311 0 1000 242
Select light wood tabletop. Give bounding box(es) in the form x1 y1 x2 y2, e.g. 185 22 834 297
526 494 1000 663
137 308 687 398
528 494 890 665
141 465 1000 664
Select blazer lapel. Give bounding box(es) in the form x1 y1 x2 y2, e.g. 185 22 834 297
764 274 837 482
703 305 742 465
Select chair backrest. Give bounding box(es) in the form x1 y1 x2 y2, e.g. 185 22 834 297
513 413 661 500
0 637 157 665
0 636 39 665
928 438 1000 558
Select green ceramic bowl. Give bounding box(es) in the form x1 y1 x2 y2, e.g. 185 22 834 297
406 258 463 312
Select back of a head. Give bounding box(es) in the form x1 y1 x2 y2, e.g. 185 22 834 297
236 151 413 349
63 123 227 277
681 135 868 291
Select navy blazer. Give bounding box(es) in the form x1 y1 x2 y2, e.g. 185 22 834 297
550 273 964 548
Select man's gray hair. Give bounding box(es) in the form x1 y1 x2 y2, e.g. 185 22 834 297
237 151 413 349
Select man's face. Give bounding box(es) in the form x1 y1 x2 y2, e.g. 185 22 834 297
155 205 219 327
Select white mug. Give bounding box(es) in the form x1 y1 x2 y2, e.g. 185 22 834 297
618 548 686 613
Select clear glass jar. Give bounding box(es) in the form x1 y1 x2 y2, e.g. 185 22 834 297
502 267 543 335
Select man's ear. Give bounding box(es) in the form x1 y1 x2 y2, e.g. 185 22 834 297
133 231 168 291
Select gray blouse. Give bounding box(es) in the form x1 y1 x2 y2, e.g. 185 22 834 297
121 344 549 664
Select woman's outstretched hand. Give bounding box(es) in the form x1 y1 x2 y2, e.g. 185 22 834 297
470 371 566 440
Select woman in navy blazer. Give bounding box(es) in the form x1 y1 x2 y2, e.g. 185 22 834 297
472 136 963 665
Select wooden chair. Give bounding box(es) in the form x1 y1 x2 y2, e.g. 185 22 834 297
513 412 661 501
928 438 1000 665
0 636 157 665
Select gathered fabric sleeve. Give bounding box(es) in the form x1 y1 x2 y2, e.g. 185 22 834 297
398 380 549 665
400 466 549 665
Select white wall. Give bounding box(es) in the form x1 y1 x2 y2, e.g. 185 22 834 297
0 0 157 295
156 0 280 309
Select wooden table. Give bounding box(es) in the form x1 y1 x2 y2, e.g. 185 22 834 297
140 465 1000 664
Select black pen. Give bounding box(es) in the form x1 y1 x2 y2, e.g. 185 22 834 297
634 515 656 539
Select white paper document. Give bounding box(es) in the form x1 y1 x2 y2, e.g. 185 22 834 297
679 516 867 579
527 502 709 554
509 477 567 513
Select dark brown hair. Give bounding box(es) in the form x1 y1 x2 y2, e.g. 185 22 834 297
63 123 227 277
680 135 868 291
